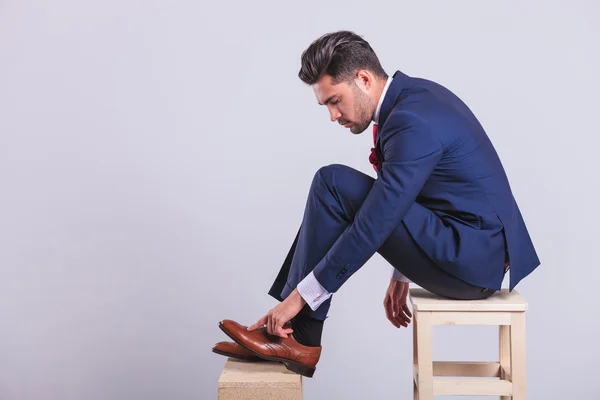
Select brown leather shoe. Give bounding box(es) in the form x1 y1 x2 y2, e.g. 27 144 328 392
218 319 322 378
212 341 262 361
212 321 292 362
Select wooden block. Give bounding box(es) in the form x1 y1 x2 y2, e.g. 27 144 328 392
409 288 528 312
218 358 302 400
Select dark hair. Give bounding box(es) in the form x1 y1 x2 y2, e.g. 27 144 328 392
298 31 387 85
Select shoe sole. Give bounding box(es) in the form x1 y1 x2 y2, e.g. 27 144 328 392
211 348 263 362
218 321 316 378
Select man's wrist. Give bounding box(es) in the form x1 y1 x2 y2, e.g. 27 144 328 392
292 288 307 306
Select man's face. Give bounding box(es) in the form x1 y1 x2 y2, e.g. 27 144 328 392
313 73 375 135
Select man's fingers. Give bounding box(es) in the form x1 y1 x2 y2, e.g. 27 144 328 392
270 322 293 338
394 313 408 327
384 301 400 328
392 303 411 327
383 299 398 328
265 315 290 337
248 315 268 331
396 312 410 327
397 307 411 322
268 315 275 335
389 312 400 328
392 302 408 327
396 304 412 327
384 298 396 326
275 326 294 338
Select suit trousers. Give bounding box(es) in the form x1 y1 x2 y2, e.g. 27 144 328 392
268 164 496 321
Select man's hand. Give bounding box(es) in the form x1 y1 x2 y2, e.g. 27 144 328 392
383 279 412 328
247 288 306 338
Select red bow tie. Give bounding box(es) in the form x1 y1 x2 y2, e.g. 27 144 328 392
369 124 382 171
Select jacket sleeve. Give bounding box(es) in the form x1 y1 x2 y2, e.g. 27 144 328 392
312 111 443 293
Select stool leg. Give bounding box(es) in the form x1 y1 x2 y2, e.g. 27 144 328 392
416 311 433 400
510 312 526 399
499 324 511 400
413 313 419 400
413 381 418 400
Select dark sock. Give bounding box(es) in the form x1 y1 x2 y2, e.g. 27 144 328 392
291 314 324 347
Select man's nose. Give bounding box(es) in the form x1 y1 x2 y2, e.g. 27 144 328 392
329 108 341 122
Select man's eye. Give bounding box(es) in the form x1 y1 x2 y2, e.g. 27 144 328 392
331 100 340 105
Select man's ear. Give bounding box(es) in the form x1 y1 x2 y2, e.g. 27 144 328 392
355 70 373 93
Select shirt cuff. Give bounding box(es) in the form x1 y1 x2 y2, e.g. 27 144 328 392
391 268 411 283
296 271 333 311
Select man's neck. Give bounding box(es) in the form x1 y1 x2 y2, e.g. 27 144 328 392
372 76 391 123
374 77 388 104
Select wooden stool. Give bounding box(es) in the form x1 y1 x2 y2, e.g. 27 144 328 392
409 288 527 399
218 358 303 400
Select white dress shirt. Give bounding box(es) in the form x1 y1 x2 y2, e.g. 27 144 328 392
296 76 410 312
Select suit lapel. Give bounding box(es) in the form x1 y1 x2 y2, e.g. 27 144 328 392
376 70 408 147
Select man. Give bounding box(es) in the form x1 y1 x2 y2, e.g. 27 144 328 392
213 31 540 378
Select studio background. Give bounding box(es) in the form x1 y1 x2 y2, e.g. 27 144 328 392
1 1 598 399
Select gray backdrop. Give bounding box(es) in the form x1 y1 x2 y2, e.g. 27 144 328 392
1 1 598 399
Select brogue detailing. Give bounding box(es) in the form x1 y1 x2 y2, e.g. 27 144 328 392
262 339 319 367
238 323 321 368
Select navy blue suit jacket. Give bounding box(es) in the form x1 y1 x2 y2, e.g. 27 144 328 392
313 70 540 292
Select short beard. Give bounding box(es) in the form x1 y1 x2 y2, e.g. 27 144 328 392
349 83 374 135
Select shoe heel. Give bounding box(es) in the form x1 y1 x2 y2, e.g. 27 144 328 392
284 361 315 378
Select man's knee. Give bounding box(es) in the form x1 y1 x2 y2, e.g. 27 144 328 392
314 164 350 185
310 164 374 202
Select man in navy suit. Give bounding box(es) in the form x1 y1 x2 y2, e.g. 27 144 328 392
216 30 540 377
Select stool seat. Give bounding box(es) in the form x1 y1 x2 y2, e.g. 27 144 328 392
410 288 528 312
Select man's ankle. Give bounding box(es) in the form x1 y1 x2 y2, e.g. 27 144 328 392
291 314 324 347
